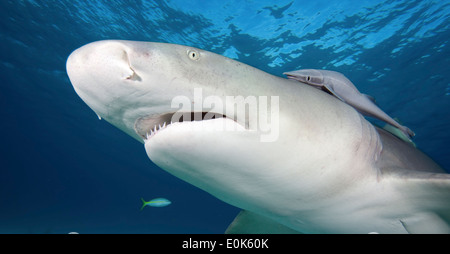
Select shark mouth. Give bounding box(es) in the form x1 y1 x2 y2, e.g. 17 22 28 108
134 112 233 140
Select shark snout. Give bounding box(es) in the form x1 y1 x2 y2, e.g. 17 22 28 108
67 41 145 98
66 40 150 123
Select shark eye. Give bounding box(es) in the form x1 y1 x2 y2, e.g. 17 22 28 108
306 76 311 81
187 49 200 61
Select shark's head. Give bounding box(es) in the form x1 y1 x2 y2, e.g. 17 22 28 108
67 40 381 231
67 40 248 142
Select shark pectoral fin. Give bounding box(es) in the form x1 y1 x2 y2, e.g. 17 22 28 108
401 212 450 234
386 170 450 233
225 210 302 234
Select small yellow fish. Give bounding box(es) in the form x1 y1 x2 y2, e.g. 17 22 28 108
140 197 171 210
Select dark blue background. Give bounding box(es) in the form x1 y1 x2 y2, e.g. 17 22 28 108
0 0 449 233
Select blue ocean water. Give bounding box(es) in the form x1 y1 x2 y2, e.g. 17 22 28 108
0 0 449 233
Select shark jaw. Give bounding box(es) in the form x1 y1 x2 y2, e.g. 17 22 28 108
134 111 241 141
133 88 281 143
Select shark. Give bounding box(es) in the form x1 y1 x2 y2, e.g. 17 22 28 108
66 40 450 233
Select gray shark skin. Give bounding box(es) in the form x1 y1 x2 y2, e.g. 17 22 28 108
66 40 449 233
284 69 415 140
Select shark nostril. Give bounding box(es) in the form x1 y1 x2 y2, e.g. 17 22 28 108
125 68 142 81
121 50 142 81
121 50 129 63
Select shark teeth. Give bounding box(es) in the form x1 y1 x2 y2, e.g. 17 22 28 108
144 121 171 141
